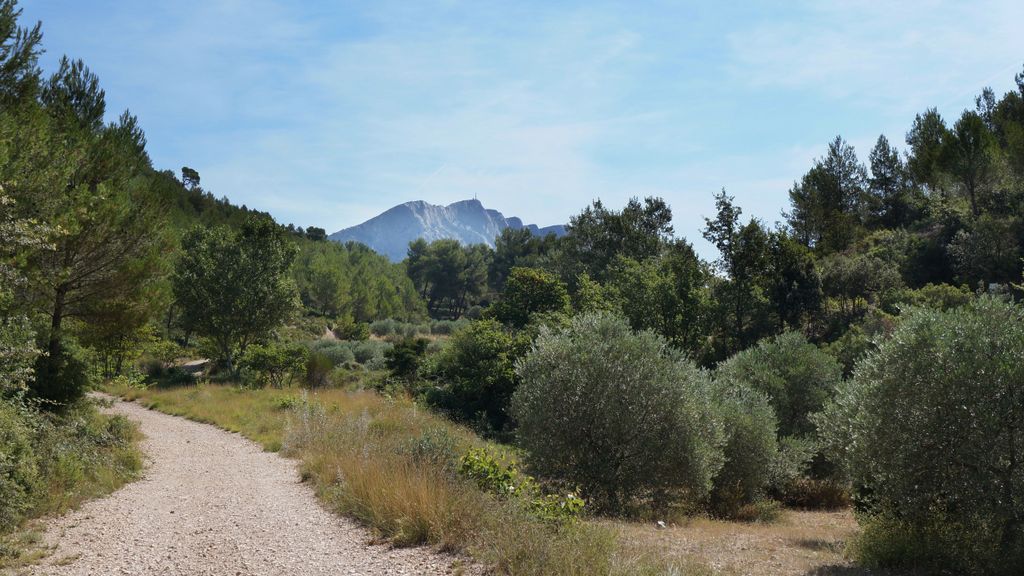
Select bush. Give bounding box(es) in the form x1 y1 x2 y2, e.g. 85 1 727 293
240 343 308 388
332 317 369 341
31 340 91 407
708 378 778 518
308 341 356 367
512 312 724 513
717 331 841 438
458 448 585 524
370 319 400 336
817 296 1024 575
425 319 527 436
304 352 334 388
352 340 391 365
0 401 40 529
430 319 469 335
384 337 428 381
490 267 571 328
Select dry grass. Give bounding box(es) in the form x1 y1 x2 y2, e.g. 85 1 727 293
104 380 717 575
611 510 891 576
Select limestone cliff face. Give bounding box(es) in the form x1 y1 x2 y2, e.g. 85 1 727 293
328 199 565 261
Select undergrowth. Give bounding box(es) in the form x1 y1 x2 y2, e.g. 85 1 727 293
0 397 142 567
104 380 715 575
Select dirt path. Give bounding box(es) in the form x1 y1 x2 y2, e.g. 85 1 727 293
22 398 464 576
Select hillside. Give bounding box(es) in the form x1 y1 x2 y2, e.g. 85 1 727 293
329 199 565 261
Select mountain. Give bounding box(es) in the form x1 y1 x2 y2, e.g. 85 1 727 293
328 199 566 261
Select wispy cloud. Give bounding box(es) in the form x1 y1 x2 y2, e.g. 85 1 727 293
21 0 1024 258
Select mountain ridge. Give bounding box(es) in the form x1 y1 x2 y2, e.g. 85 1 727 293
329 199 566 261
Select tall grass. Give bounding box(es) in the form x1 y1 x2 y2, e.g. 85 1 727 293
106 381 713 575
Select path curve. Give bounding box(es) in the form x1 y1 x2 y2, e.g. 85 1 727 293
25 398 462 576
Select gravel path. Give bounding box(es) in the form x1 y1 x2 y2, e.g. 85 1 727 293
23 398 465 576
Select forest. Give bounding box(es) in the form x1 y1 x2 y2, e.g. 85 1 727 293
2 0 1024 573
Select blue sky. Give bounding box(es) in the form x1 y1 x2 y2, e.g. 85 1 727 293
21 0 1024 257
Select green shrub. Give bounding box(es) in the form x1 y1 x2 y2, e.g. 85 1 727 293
308 340 356 367
490 267 571 328
30 340 91 408
430 319 469 335
818 296 1024 574
459 448 584 524
352 340 391 365
708 378 778 518
0 401 40 530
370 319 400 336
425 319 527 437
384 337 428 381
513 312 724 513
717 331 841 438
241 342 308 388
332 318 370 341
304 352 334 388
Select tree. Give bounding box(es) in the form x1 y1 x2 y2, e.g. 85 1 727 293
240 342 308 388
787 136 868 253
487 227 554 292
708 378 779 516
704 191 774 353
818 297 1024 574
426 319 528 436
173 217 300 373
8 58 166 405
606 240 707 354
490 267 570 328
866 134 916 228
404 239 490 319
0 190 40 395
0 0 42 106
947 110 996 216
513 313 724 511
717 331 841 439
905 108 950 192
305 226 326 242
560 197 674 282
383 336 428 382
181 166 200 190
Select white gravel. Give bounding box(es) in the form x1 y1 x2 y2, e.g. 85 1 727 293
23 398 468 576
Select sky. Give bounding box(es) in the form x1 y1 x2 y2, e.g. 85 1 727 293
20 0 1024 258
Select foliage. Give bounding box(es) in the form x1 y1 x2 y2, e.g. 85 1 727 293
490 267 570 328
292 240 425 322
240 342 308 388
459 448 584 524
425 319 528 437
304 351 334 388
172 216 300 373
331 316 369 341
558 197 674 283
708 378 779 518
717 331 841 438
0 397 141 558
0 399 38 529
406 238 490 319
513 313 724 512
818 297 1024 574
0 192 40 396
383 336 428 382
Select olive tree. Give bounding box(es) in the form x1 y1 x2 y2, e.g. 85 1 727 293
817 297 1024 573
512 312 724 512
717 331 841 438
708 377 779 516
